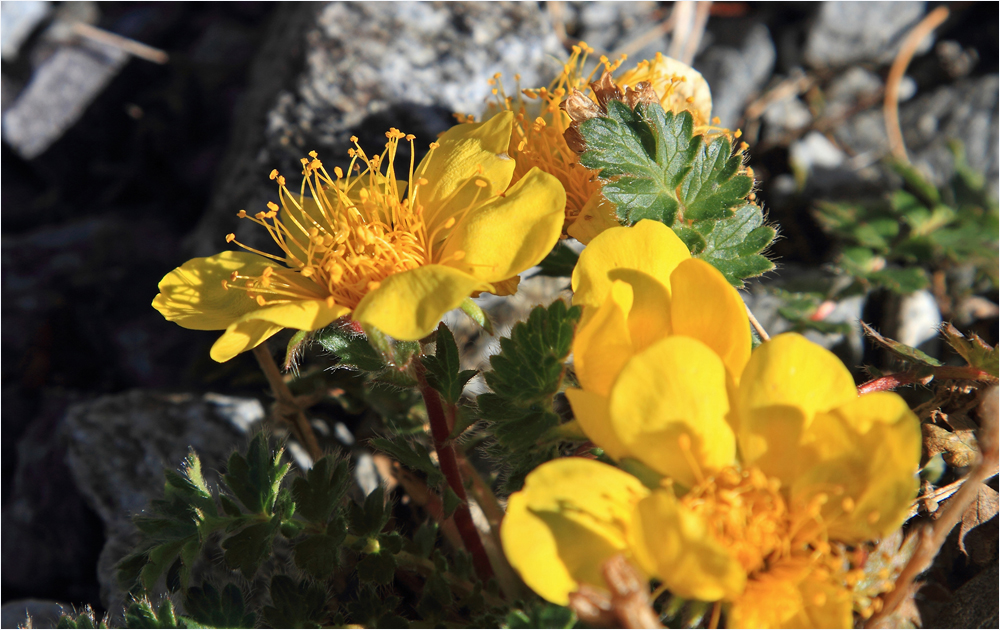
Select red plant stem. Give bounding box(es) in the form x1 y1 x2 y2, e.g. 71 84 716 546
857 366 995 395
415 363 495 582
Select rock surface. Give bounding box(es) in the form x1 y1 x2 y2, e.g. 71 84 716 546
61 390 264 618
803 1 931 68
695 20 775 128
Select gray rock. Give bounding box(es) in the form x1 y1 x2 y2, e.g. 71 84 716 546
2 38 128 159
900 75 1000 198
804 1 931 68
789 130 846 173
569 1 669 63
762 94 812 141
824 67 882 119
60 390 263 618
188 1 562 258
694 21 775 128
0 0 51 60
1 599 69 629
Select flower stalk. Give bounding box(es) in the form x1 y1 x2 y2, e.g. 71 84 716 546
415 361 495 583
252 344 323 462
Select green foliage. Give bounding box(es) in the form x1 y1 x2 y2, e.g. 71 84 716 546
222 434 290 516
772 289 852 336
371 436 444 486
536 242 580 278
291 456 351 525
504 601 576 629
261 575 327 629
57 608 108 629
347 485 391 538
862 322 943 368
814 147 998 296
422 323 478 405
183 583 255 629
476 301 583 492
122 598 179 629
941 323 999 377
578 101 774 286
316 325 387 372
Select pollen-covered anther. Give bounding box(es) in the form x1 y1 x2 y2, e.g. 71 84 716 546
226 233 236 243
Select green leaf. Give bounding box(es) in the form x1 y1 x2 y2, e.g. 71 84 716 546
221 516 280 578
409 522 438 559
222 433 289 516
290 456 351 525
356 548 398 585
476 301 583 492
348 486 390 538
123 598 180 629
183 583 255 629
861 322 943 367
441 486 463 519
460 298 495 335
415 572 454 623
261 575 327 629
505 602 576 629
535 242 580 277
315 325 386 372
57 608 107 629
691 203 776 287
293 530 344 580
421 323 478 405
347 586 403 629
941 323 999 377
371 436 444 487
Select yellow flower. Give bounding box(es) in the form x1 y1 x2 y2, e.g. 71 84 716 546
567 220 751 483
152 112 566 361
474 43 715 244
502 328 921 628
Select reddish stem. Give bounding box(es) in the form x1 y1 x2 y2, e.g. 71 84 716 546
416 362 494 583
857 366 995 394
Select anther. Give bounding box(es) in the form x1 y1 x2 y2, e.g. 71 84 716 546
428 142 440 150
256 296 267 306
237 210 247 218
226 233 236 243
367 281 381 291
308 150 318 158
269 169 278 180
474 179 488 188
267 201 279 212
334 166 343 179
262 267 274 278
443 217 456 229
221 280 229 290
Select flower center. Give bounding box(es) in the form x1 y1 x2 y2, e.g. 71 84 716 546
223 129 478 310
680 466 835 579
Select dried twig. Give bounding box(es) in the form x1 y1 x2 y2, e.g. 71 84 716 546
884 6 950 162
71 22 169 64
867 386 998 627
745 304 770 342
252 344 323 462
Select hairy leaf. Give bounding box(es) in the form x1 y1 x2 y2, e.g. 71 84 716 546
222 433 289 516
941 323 999 377
371 436 444 487
261 575 327 629
290 456 351 525
183 583 256 629
693 203 776 287
862 322 943 367
422 323 477 405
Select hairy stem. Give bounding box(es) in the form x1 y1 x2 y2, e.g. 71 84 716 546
252 344 323 462
416 362 495 583
857 365 996 394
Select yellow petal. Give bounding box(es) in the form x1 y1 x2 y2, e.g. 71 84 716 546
415 111 516 233
565 388 629 461
351 264 489 340
565 192 622 245
234 298 350 332
739 333 857 418
438 167 565 282
153 251 282 330
670 259 751 378
572 281 634 397
210 319 284 363
501 458 649 605
609 336 736 487
572 220 690 308
630 490 745 602
620 270 673 354
794 392 921 542
737 334 858 482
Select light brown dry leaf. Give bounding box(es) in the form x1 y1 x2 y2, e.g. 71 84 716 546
923 423 980 468
958 483 998 556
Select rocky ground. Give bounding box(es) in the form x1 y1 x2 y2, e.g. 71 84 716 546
1 2 997 627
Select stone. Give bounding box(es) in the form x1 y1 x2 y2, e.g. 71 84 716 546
2 38 128 159
0 0 51 60
896 289 942 351
188 1 562 258
803 1 931 68
60 390 264 618
789 130 847 173
762 94 812 141
824 67 882 120
694 21 775 128
0 599 69 629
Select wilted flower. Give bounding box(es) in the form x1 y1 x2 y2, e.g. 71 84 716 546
152 112 565 361
469 43 716 244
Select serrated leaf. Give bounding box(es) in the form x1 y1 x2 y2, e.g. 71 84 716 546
505 602 576 629
290 455 351 525
409 522 438 559
416 571 454 622
348 485 390 538
691 203 776 286
535 241 580 277
422 323 477 405
861 322 943 367
941 323 999 377
222 433 289 516
183 583 256 629
315 325 386 372
221 516 280 578
356 548 398 585
441 486 463 519
347 586 402 628
262 575 327 630
371 436 444 487
294 533 343 579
